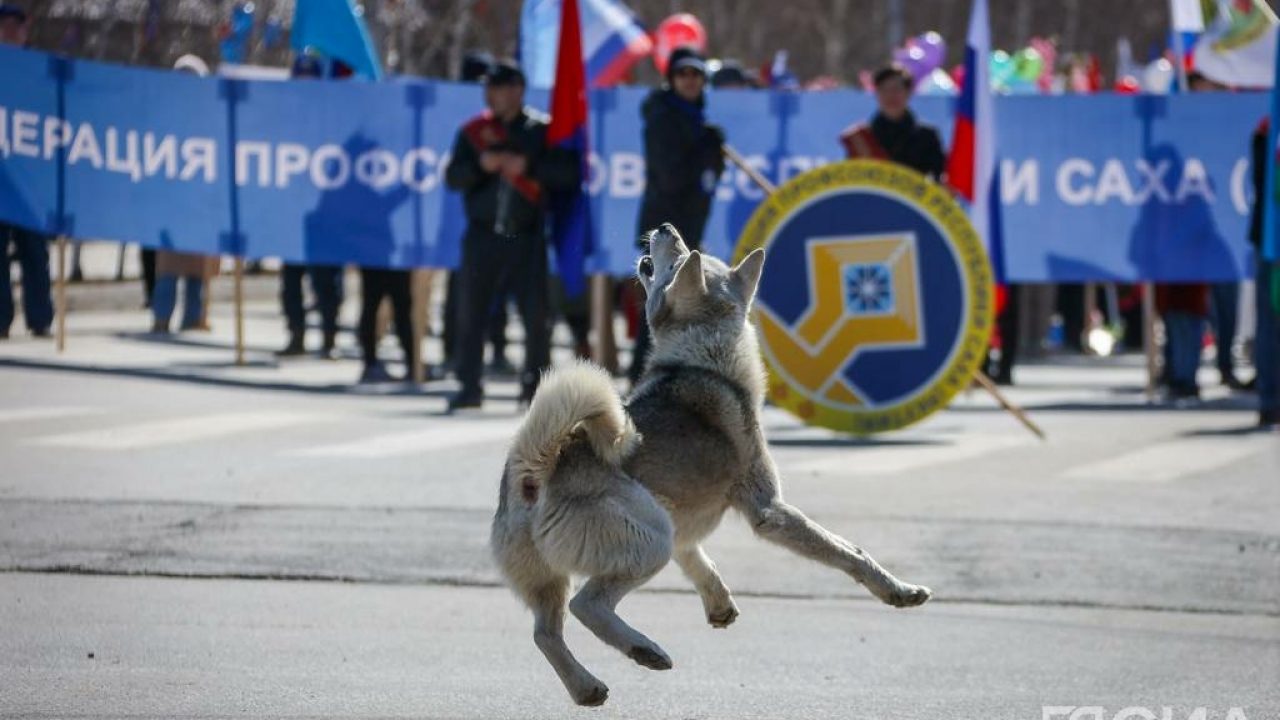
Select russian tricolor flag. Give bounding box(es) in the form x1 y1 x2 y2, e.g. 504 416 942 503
547 0 593 299
521 0 652 89
946 0 1005 281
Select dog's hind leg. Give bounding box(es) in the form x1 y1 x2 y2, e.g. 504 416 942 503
674 545 739 628
732 479 932 609
526 579 610 706
570 573 673 670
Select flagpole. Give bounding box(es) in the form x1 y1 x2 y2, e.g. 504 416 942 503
721 144 1046 440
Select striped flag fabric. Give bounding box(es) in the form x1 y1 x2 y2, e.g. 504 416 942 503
520 0 652 90
546 0 593 299
1193 0 1278 88
946 0 1004 280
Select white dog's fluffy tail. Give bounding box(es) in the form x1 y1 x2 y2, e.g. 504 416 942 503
509 361 638 489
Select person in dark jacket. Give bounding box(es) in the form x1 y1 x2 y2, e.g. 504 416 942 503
444 61 580 411
628 46 727 383
0 5 52 340
278 54 344 359
1250 119 1278 428
839 63 945 179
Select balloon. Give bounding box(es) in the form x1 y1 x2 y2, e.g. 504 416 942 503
892 43 929 80
989 50 1015 89
1013 47 1043 82
1114 76 1141 94
1028 36 1057 90
915 67 958 96
1142 58 1175 94
857 69 875 92
653 13 707 75
913 31 946 75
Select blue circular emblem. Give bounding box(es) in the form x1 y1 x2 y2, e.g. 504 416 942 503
733 160 995 434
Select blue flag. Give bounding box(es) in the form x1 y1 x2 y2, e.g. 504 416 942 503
291 0 382 81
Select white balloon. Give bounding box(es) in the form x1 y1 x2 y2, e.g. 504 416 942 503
916 67 958 96
1143 58 1175 94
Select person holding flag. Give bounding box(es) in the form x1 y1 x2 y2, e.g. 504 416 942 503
444 61 580 411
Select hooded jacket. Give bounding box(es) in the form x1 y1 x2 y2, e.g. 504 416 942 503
636 88 726 249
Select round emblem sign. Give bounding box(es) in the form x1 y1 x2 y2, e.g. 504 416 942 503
733 159 995 434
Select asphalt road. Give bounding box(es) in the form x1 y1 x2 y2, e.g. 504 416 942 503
0 296 1277 718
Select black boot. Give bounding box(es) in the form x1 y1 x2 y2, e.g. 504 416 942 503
277 334 305 357
318 333 338 360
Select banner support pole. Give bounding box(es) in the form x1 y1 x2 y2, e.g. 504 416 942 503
233 257 245 366
411 269 428 385
55 235 68 353
722 143 1045 440
590 274 618 373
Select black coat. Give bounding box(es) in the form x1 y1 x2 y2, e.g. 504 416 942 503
636 88 726 249
445 107 580 238
870 111 946 180
1250 121 1266 249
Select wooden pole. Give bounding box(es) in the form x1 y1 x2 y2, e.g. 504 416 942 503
55 235 67 353
722 144 776 194
233 257 245 366
973 371 1047 440
1142 281 1158 400
590 274 618 374
722 143 1045 439
411 269 428 384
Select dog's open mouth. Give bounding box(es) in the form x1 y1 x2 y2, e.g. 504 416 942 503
637 255 654 280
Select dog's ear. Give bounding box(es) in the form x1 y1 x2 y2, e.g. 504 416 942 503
730 248 765 304
668 250 706 301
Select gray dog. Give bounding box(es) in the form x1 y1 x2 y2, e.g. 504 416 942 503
491 223 932 706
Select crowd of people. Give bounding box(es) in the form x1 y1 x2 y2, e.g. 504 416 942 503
0 2 1276 428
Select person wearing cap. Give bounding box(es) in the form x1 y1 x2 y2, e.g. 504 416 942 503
444 60 580 411
276 53 345 359
0 3 54 340
628 45 727 384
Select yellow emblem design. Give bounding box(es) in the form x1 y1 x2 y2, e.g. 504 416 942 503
734 160 995 434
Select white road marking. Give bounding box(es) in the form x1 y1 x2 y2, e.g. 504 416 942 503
287 421 517 459
1061 437 1275 482
29 411 324 450
787 433 1028 476
0 406 104 423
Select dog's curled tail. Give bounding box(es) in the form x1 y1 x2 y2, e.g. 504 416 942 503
509 360 638 488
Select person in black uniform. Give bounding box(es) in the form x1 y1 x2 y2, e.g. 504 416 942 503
444 61 579 411
628 46 727 383
839 64 945 179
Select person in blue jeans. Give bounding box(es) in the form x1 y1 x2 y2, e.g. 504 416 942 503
0 222 54 340
150 273 203 333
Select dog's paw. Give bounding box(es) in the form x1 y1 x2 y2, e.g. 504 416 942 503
886 583 932 608
707 602 739 628
627 644 673 670
572 682 609 707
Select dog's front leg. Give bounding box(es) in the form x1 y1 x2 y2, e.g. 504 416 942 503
674 545 739 628
730 466 932 608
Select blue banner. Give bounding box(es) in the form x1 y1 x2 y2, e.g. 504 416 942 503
0 46 1266 281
